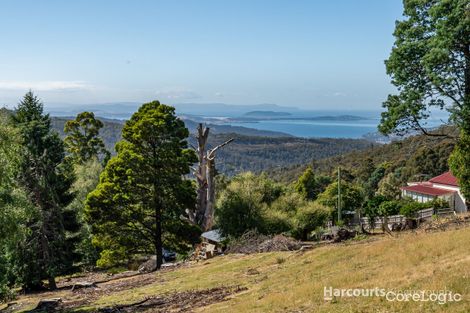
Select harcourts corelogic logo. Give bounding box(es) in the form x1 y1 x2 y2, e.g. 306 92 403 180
324 287 462 305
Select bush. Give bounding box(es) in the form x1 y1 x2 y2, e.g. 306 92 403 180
292 202 332 240
215 173 267 237
216 173 334 239
400 201 430 217
269 192 304 214
363 195 388 223
431 198 450 210
0 285 15 303
378 200 401 216
262 209 292 235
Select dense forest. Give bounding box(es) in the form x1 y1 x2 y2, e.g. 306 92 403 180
269 127 457 183
51 116 376 177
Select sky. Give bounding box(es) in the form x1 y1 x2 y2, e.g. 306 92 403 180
0 0 404 110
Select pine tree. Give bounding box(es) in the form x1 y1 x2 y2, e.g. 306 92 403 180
86 101 199 270
12 91 77 290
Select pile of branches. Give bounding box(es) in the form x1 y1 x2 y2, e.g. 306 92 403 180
225 230 301 254
423 214 470 233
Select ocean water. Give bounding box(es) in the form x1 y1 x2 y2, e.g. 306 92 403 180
228 119 381 138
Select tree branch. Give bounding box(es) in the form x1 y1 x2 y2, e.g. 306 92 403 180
207 138 234 160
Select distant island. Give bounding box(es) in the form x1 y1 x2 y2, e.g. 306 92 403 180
243 111 292 118
229 114 369 122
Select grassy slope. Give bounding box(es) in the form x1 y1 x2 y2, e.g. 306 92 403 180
74 227 470 313
4 227 468 312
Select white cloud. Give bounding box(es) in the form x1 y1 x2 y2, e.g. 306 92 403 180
155 89 202 100
214 92 224 97
0 81 91 91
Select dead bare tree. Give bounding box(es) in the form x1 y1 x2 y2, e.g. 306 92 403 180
189 123 233 231
203 137 233 230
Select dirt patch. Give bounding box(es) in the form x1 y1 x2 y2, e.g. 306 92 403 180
6 266 188 312
58 272 164 310
56 271 141 291
78 286 247 313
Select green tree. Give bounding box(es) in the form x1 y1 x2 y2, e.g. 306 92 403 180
378 200 402 217
0 111 32 301
295 166 316 200
64 111 110 164
291 202 331 240
355 157 375 184
409 144 454 179
364 162 391 198
86 101 198 270
12 92 77 290
363 195 388 227
215 173 267 237
379 0 469 136
377 172 402 200
294 166 331 200
379 0 470 198
450 132 470 198
317 181 364 219
63 112 109 268
67 158 103 268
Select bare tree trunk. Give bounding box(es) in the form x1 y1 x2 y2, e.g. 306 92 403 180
190 123 233 231
202 138 234 231
48 276 57 290
151 145 163 271
40 211 56 290
203 157 216 231
190 124 210 225
155 204 163 270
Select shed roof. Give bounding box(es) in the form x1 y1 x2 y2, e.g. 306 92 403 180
201 229 224 243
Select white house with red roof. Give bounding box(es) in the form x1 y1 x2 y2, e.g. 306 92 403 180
401 171 468 213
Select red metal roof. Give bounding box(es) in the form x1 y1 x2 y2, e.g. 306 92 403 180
429 171 459 187
401 184 455 196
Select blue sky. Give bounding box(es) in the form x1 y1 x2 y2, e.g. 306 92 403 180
0 0 403 110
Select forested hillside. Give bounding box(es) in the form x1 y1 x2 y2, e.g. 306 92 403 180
205 134 375 176
50 115 376 176
269 128 458 183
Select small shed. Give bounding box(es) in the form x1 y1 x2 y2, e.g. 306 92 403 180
201 229 224 245
198 230 225 259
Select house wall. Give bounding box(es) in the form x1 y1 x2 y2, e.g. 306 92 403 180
402 190 436 203
432 183 467 213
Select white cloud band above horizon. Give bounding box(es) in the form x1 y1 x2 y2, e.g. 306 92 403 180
0 81 91 92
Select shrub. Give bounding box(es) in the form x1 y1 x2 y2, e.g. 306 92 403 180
400 201 430 217
431 198 450 210
215 173 267 237
270 192 304 213
292 202 332 240
317 181 364 216
262 209 292 235
363 195 388 226
378 200 401 216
